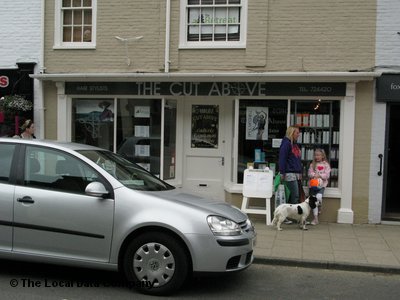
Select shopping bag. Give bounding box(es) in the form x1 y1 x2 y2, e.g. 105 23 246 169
275 184 286 207
274 173 291 198
273 173 281 192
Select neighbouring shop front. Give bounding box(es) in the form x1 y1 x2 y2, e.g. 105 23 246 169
0 63 35 137
33 73 377 223
376 74 400 221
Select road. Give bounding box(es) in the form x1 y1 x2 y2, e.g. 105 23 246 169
1 259 399 299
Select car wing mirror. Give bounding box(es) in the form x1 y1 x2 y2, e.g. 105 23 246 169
85 182 109 198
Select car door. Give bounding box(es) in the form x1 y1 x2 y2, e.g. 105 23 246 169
0 142 17 252
13 145 115 262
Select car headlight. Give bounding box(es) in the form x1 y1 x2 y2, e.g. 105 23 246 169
207 216 242 236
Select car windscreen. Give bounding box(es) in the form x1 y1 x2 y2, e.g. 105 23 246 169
77 150 174 191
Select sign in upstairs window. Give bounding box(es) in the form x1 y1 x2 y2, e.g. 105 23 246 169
55 0 97 48
180 0 247 48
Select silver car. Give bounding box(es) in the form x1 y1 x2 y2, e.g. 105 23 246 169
0 138 256 295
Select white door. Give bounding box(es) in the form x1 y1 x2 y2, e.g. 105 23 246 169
183 99 225 201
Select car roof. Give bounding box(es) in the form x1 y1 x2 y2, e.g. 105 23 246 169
0 137 105 152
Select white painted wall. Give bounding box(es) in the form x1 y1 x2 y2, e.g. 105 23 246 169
0 0 42 68
0 0 43 137
376 0 400 68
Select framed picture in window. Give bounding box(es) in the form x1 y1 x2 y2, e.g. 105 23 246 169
245 107 268 140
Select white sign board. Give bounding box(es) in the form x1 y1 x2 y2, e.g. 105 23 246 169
242 168 273 198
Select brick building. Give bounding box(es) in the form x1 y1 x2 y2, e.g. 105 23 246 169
32 0 383 224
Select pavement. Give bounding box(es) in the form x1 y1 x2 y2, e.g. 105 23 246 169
252 221 400 274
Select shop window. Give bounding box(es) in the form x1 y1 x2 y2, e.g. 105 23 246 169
290 100 340 188
163 100 177 180
54 0 96 48
72 99 114 151
180 0 247 48
116 99 162 177
237 100 288 184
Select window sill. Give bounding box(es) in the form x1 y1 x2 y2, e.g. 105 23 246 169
179 43 246 50
53 45 96 50
224 182 342 198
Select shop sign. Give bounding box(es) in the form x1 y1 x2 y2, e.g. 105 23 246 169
0 76 9 88
191 105 219 148
376 74 400 102
66 82 346 97
0 71 16 96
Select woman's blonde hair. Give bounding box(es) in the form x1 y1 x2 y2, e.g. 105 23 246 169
285 126 300 143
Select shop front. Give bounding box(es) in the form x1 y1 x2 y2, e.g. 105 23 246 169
0 63 35 137
375 74 400 222
34 72 377 223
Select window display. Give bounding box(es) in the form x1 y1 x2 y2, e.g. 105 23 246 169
237 100 287 183
237 99 340 188
290 100 340 188
117 99 161 177
72 99 114 151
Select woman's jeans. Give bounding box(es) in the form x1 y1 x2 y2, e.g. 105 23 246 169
285 180 299 204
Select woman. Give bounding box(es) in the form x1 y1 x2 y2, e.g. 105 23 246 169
20 119 36 139
279 126 302 205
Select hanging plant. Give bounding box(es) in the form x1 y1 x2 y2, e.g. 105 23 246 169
0 95 33 113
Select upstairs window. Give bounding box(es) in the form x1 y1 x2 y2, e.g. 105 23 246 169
180 0 247 49
54 0 97 49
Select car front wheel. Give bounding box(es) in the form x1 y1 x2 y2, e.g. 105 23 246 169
123 231 190 295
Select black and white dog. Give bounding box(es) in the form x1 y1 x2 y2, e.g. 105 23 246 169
272 195 318 231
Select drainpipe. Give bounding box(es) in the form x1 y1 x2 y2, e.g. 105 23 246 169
36 0 46 139
160 0 171 179
165 0 171 73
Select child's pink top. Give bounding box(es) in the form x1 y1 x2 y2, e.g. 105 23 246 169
308 161 331 188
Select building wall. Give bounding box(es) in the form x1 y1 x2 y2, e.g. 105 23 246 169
263 0 376 72
376 0 400 67
43 0 376 73
43 81 57 139
353 81 374 223
0 0 42 68
40 1 378 224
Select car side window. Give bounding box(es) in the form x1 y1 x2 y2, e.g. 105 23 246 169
24 146 102 194
0 144 16 183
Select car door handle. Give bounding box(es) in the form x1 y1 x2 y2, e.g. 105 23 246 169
17 196 35 204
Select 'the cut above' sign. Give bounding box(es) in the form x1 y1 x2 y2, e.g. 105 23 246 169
65 82 346 97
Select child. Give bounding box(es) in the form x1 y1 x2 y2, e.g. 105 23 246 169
308 148 331 225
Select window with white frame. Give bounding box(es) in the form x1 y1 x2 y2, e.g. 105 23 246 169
54 0 97 49
180 0 247 48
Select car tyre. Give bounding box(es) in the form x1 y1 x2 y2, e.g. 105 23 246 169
123 231 189 296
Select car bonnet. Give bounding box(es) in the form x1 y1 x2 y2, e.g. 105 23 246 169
146 189 248 223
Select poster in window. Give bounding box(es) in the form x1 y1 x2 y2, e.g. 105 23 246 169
134 125 150 137
245 107 269 140
74 99 114 144
134 106 150 118
191 105 219 148
75 100 114 123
